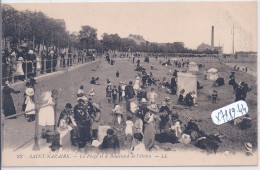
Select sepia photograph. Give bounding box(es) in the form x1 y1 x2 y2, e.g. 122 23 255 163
1 1 258 167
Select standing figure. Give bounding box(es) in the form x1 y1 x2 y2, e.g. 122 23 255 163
118 83 123 102
147 88 157 105
170 76 177 95
106 83 112 103
112 85 118 103
74 99 92 149
15 57 25 81
212 89 218 103
143 105 160 151
125 81 135 112
2 81 20 118
38 91 55 137
24 88 35 122
116 70 120 77
133 77 141 91
92 104 101 140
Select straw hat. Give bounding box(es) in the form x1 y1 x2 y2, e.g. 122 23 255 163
5 81 11 87
178 134 191 144
25 88 34 96
28 50 33 55
161 102 167 107
18 57 24 61
140 98 147 103
11 52 16 56
245 143 252 152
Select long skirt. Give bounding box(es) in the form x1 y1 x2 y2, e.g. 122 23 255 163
144 123 155 151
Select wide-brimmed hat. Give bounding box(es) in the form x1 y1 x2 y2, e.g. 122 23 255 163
25 88 34 96
11 52 16 56
5 81 11 87
147 105 159 113
140 98 147 103
65 103 72 109
28 50 33 55
245 143 252 152
18 57 24 61
161 102 167 107
178 134 191 144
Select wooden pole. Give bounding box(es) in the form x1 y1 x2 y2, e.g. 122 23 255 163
25 60 28 80
33 107 40 151
44 58 46 74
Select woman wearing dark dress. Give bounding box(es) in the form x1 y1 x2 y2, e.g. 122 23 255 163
2 81 20 118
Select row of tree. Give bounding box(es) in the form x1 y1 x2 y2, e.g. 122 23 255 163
2 4 219 54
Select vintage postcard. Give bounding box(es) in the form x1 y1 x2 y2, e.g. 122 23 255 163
1 1 258 167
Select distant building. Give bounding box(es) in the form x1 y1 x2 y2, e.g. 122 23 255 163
128 34 146 45
197 43 212 52
235 51 257 58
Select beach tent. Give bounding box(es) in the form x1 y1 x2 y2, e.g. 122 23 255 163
189 62 199 72
177 72 197 97
207 68 218 81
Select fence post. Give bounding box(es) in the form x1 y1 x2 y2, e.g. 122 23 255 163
50 57 53 73
33 107 40 151
25 60 28 80
65 54 68 68
44 58 46 74
56 56 60 71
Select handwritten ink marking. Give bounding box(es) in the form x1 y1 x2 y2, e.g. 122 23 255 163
211 101 248 125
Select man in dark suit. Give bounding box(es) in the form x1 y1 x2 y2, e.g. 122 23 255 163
125 81 135 112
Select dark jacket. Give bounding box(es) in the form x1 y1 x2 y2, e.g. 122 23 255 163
125 84 135 99
101 135 120 153
3 86 20 117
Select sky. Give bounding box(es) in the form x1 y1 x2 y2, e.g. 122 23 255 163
6 1 257 53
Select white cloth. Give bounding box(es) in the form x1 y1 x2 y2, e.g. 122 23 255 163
130 101 138 113
125 120 134 135
38 101 55 126
25 97 35 115
78 89 84 94
132 143 146 153
36 57 41 70
122 85 126 97
117 116 122 125
148 92 157 103
133 79 141 90
15 61 24 76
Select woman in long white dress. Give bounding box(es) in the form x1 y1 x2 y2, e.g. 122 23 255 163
24 88 35 122
121 82 126 97
133 77 141 91
38 91 55 137
14 57 25 81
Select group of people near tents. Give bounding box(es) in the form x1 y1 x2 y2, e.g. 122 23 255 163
1 54 254 156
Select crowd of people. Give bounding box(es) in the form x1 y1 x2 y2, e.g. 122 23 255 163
1 52 254 156
2 42 96 85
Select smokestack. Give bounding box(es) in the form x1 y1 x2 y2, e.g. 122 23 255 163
211 26 214 48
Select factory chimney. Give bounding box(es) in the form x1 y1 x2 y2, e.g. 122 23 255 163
211 26 214 48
